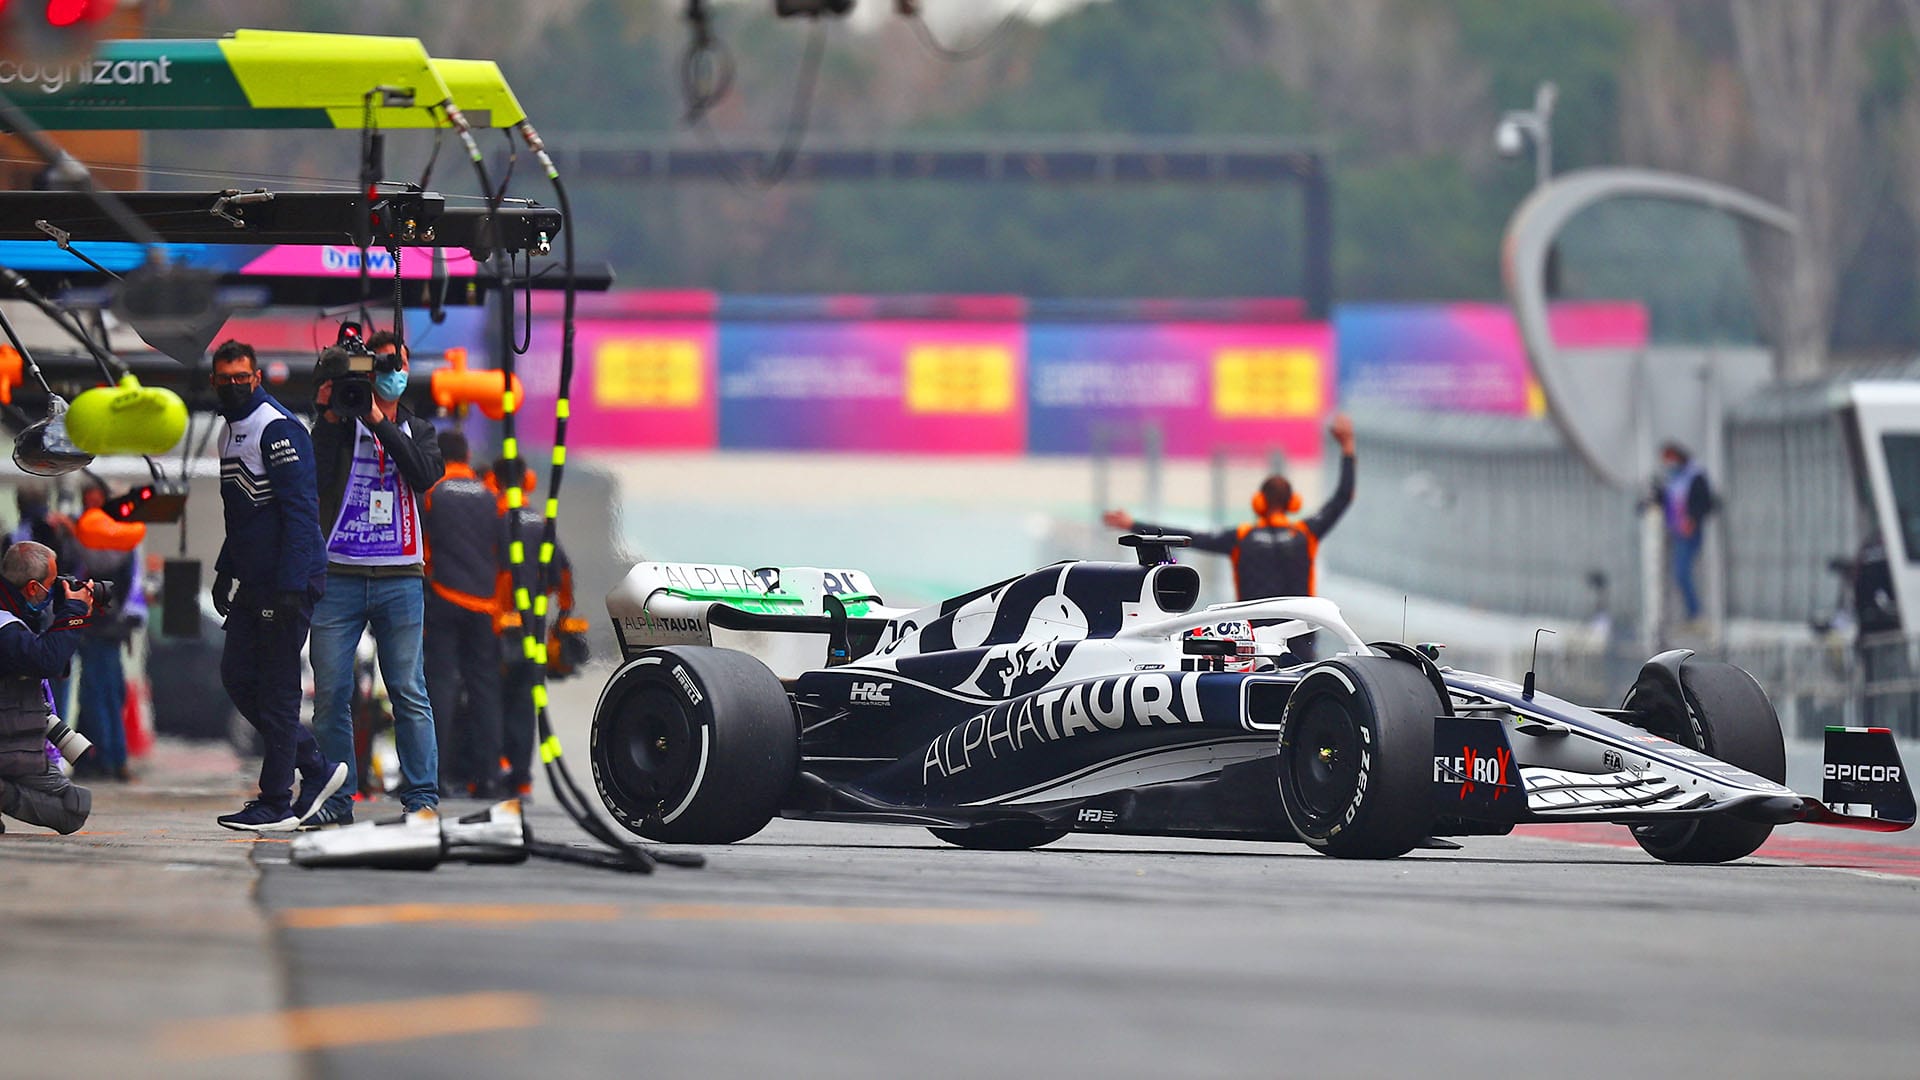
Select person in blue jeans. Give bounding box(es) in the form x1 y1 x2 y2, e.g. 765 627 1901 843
307 328 445 826
1655 441 1714 625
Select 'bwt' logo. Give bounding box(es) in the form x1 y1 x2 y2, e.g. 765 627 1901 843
848 681 892 704
323 247 399 273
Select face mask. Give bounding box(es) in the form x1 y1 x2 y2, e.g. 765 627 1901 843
375 369 409 401
216 382 255 416
24 582 51 614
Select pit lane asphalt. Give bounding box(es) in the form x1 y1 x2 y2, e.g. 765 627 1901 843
242 665 1920 1080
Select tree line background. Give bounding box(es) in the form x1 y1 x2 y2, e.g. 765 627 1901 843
145 0 1920 376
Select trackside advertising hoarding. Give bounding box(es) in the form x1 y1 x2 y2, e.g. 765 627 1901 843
1336 301 1649 416
518 292 719 451
718 319 1026 454
1026 320 1336 461
518 292 1337 457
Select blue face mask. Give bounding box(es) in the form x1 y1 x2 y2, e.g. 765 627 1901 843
23 582 51 614
375 368 409 402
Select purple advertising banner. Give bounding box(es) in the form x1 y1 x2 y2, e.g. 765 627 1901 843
1027 321 1336 461
717 319 1026 453
1335 302 1648 415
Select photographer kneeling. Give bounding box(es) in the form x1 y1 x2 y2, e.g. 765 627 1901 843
0 541 95 835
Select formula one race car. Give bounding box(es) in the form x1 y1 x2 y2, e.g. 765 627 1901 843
589 538 1915 861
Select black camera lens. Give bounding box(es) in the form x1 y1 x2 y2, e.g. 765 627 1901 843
332 376 374 417
57 576 114 609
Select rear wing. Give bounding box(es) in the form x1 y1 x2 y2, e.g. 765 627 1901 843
605 562 908 677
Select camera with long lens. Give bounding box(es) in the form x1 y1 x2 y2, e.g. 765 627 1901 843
58 575 114 612
315 322 402 419
46 716 91 762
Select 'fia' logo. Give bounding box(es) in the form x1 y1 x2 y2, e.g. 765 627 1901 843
848 681 892 705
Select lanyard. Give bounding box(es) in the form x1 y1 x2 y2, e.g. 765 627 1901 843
364 418 391 490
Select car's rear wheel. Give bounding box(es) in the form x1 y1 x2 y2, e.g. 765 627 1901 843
591 646 797 844
1276 655 1440 859
928 822 1069 850
1623 657 1786 864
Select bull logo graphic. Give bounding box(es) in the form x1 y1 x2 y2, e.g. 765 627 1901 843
972 638 1069 698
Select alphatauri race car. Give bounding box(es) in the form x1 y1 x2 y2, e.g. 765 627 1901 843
590 538 1914 861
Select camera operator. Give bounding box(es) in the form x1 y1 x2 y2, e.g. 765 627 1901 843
0 541 94 835
211 340 345 832
308 328 444 826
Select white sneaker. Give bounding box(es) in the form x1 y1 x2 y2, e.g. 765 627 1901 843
291 763 349 825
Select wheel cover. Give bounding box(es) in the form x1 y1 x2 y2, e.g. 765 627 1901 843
1290 692 1362 820
600 682 697 820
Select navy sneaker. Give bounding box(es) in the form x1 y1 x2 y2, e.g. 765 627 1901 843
297 802 354 831
217 799 299 832
291 763 349 826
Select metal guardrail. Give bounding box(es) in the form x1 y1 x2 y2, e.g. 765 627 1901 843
1721 386 1858 623
1337 391 1860 628
1503 632 1916 740
1335 407 1644 621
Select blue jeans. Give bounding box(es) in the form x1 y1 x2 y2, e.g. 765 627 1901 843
1672 533 1703 621
311 574 438 814
75 636 127 773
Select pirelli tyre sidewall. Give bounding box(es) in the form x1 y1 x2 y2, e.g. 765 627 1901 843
1276 655 1439 859
590 645 799 845
1624 658 1786 864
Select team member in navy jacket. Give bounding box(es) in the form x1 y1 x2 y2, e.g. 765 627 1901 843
210 339 347 832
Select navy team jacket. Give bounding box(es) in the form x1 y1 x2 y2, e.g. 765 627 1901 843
215 386 326 599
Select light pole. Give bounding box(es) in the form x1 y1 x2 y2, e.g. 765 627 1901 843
1496 81 1557 190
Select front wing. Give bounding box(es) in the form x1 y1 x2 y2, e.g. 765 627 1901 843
1434 716 1916 832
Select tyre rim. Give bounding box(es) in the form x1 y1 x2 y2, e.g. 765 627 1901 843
602 683 697 819
1291 692 1361 820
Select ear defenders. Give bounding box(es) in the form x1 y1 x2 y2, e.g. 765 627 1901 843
1251 489 1302 519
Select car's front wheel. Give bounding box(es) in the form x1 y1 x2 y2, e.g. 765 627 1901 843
591 646 798 844
1275 655 1441 859
1623 656 1786 864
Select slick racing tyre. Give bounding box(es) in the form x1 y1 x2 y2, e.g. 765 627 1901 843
1623 657 1786 864
929 822 1069 850
591 646 798 844
1276 655 1441 859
